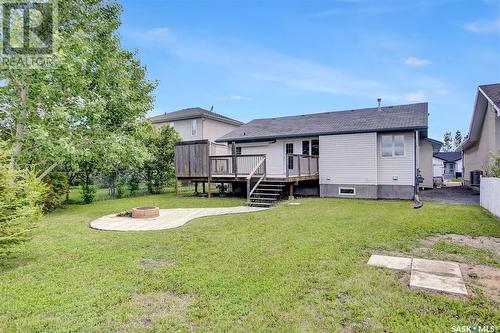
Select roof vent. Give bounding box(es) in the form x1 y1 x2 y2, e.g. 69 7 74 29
377 98 382 111
209 105 214 112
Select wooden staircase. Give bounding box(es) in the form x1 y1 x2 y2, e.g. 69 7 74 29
247 180 285 207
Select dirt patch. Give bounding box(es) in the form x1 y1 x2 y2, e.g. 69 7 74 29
419 186 479 205
422 234 500 256
137 258 176 269
121 292 192 331
461 264 500 303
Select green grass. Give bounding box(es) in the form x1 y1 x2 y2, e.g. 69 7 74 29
0 195 499 332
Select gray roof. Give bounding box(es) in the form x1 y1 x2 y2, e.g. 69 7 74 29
425 138 443 151
433 152 462 162
479 83 500 110
148 107 243 126
217 103 428 142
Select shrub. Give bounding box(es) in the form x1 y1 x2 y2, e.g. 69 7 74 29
0 145 46 259
116 176 126 199
485 153 500 177
42 172 68 212
128 172 141 196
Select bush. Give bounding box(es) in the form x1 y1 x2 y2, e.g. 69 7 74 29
485 153 500 177
128 172 140 196
0 146 46 259
116 176 126 199
80 182 96 204
42 172 68 212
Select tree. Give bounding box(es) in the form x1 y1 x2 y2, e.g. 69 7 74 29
486 153 500 177
454 130 463 150
0 0 157 183
142 123 180 194
0 142 45 258
442 132 453 152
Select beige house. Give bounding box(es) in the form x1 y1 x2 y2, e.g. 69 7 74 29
148 107 243 143
461 84 500 186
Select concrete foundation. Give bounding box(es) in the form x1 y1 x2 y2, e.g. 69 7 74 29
320 184 414 200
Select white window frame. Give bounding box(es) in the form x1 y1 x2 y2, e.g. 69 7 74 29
338 187 356 196
191 119 197 136
381 134 406 157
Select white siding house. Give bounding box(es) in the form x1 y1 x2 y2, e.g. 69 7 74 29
215 102 429 200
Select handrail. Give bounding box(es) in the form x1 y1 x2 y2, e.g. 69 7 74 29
286 153 319 180
246 158 266 180
209 154 266 158
247 157 266 202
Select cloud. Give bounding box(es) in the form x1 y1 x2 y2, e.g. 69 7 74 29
125 27 176 43
215 95 248 101
404 90 426 102
463 17 500 33
404 56 431 67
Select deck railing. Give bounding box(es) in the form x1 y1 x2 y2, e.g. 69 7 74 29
209 154 266 178
285 154 319 179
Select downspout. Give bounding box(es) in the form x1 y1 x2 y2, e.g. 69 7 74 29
414 130 423 208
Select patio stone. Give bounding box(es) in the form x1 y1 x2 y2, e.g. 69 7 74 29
367 255 412 271
410 270 468 295
90 206 266 231
412 258 462 277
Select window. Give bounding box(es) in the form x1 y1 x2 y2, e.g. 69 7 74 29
235 147 242 155
311 139 319 155
339 187 356 196
302 140 310 155
286 143 294 169
393 135 405 156
381 135 405 157
191 119 197 136
169 122 175 128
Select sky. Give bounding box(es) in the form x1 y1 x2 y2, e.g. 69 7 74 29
118 0 500 140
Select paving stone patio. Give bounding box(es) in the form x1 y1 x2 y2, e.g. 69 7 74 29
90 207 266 231
368 254 468 296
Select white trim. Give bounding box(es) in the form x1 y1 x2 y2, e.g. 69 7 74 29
339 187 356 196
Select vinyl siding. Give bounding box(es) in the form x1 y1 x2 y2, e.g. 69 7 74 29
153 118 202 141
236 137 317 177
153 117 240 142
377 132 415 186
419 139 433 188
463 103 500 182
202 118 241 143
319 133 378 185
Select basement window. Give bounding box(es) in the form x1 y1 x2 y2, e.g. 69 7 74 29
339 187 356 196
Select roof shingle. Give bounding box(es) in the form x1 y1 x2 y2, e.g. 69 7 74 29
149 107 243 126
479 83 500 110
217 103 428 142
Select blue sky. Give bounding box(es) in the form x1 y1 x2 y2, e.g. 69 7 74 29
118 0 500 140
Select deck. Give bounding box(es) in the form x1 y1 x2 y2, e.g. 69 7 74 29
174 140 319 199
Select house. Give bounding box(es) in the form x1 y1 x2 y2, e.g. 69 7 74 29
433 152 463 180
461 83 500 187
148 107 243 142
174 102 433 203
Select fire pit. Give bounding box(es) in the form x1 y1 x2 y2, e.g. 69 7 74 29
131 206 160 218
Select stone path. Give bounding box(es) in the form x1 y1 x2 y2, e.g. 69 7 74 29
90 206 266 231
367 254 468 296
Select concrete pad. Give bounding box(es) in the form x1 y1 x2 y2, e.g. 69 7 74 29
367 255 412 271
412 258 462 277
410 270 468 296
90 206 266 231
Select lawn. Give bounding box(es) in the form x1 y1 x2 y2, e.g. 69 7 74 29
0 194 499 332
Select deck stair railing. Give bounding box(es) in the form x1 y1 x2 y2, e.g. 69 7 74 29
209 154 266 178
285 154 319 179
246 157 267 203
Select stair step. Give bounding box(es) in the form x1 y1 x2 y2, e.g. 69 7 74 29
255 188 283 192
248 202 273 207
258 184 285 187
252 192 280 196
250 197 277 201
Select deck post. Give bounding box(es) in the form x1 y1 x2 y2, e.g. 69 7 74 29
175 178 179 196
298 155 301 177
208 179 212 198
308 156 311 176
202 182 206 194
194 182 198 195
289 183 294 200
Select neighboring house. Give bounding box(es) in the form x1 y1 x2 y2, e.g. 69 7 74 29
433 152 463 180
179 102 430 200
148 107 243 143
461 83 500 187
426 138 443 154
